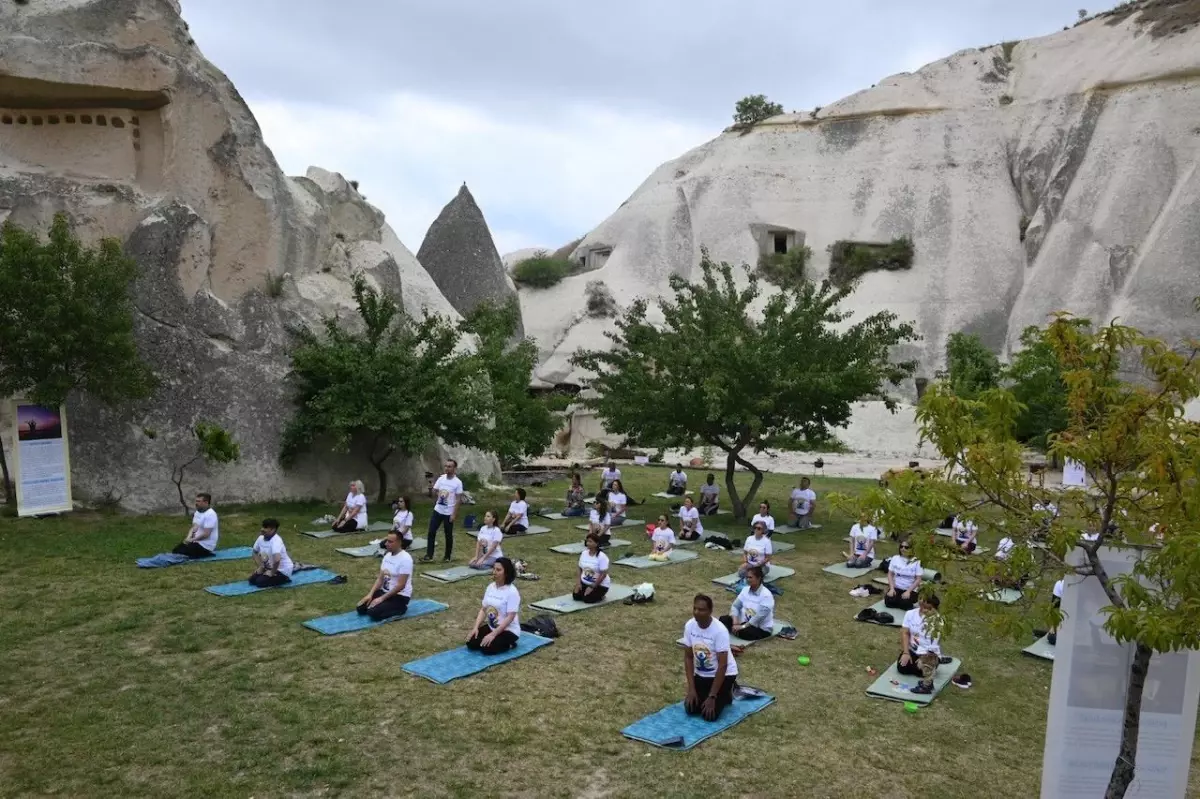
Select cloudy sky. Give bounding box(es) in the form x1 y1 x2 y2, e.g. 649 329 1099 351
184 0 1095 255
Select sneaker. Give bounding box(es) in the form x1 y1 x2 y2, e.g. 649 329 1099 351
442 556 453 563
938 655 953 665
849 587 869 598
1047 633 1057 646
420 555 434 563
912 682 934 695
952 674 973 689
778 625 798 640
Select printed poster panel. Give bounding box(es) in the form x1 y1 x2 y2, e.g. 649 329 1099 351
1041 547 1200 798
13 402 73 517
1062 458 1088 488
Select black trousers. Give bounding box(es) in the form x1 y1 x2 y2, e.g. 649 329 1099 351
426 512 454 558
719 615 772 640
466 623 519 655
666 486 685 495
248 571 291 587
699 504 719 516
884 589 918 611
505 523 528 535
356 589 410 620
685 674 737 719
956 539 977 552
572 584 609 603
334 519 359 533
172 541 214 558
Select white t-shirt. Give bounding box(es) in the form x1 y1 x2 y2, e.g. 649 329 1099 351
850 523 879 554
678 506 703 535
699 483 719 503
750 513 775 532
1081 531 1099 542
578 550 611 588
953 518 978 543
475 525 504 559
381 550 414 597
507 500 530 528
1053 578 1065 599
889 555 922 591
253 534 293 576
392 509 414 541
608 492 628 514
589 509 612 530
669 470 687 488
683 618 738 679
601 468 621 488
791 487 817 515
734 585 775 630
433 475 464 516
995 537 1016 561
482 583 521 637
192 508 219 552
743 534 773 566
651 527 676 553
903 608 941 656
345 491 368 527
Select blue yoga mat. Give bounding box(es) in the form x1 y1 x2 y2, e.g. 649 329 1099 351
621 694 776 750
402 633 554 684
205 568 340 597
136 547 254 569
301 600 449 635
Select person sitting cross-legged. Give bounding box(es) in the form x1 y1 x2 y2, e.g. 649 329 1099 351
468 510 505 570
248 519 294 587
698 474 720 516
666 464 688 495
587 497 613 547
846 515 878 568
466 557 522 655
573 533 611 604
897 594 943 695
390 496 415 546
750 501 776 537
720 566 775 641
563 472 587 518
952 516 979 553
678 496 704 541
884 538 922 611
647 515 677 561
173 492 219 558
738 521 773 578
357 531 414 620
683 593 739 722
608 479 630 525
500 488 530 535
332 480 368 533
599 461 621 495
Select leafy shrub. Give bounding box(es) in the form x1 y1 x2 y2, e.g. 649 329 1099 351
827 236 915 287
733 95 784 126
757 246 812 287
512 252 574 288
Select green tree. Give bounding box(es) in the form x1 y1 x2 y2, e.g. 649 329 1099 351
0 214 157 506
171 422 240 516
941 331 1000 399
841 315 1200 799
281 274 490 503
459 298 565 467
733 94 784 126
1004 321 1086 453
570 250 919 519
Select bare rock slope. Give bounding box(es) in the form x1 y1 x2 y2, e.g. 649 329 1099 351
523 5 1200 396
0 0 495 511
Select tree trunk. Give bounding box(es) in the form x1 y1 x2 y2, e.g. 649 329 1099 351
0 439 13 507
722 446 764 522
369 442 395 505
1105 643 1154 799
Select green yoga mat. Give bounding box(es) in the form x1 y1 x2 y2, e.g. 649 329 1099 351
855 599 906 627
673 531 726 546
651 491 692 499
614 550 700 569
734 540 795 554
983 588 1023 604
302 521 393 538
464 525 553 538
673 509 731 517
711 566 795 587
336 538 427 557
675 620 789 648
866 657 962 705
871 566 942 585
573 519 645 531
822 559 882 578
530 584 635 613
1023 635 1057 661
539 512 583 520
420 565 492 583
548 538 632 554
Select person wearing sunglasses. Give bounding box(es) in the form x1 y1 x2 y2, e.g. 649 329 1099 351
885 538 923 610
647 515 677 561
739 521 773 579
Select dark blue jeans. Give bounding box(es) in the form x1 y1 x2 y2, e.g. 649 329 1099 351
426 511 454 559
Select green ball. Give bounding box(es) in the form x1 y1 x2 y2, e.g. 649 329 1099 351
797 655 811 666
904 701 920 713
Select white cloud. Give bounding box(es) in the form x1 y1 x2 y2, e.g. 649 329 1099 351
247 92 713 255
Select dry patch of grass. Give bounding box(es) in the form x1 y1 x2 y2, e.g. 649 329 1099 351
0 466 1196 798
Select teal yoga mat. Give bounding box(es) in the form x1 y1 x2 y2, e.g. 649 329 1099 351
866 657 962 705
621 694 775 750
205 568 339 596
301 600 449 634
401 633 554 684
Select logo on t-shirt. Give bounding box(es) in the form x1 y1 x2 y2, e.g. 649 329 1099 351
692 642 714 672
746 547 763 564
581 568 596 584
484 604 501 629
436 489 450 508
744 607 756 620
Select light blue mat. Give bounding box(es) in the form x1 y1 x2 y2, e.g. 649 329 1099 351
549 538 631 554
822 559 882 579
1023 635 1057 661
734 540 795 554
712 566 795 586
866 657 962 705
464 524 553 538
401 633 554 684
336 538 427 558
136 546 253 568
574 519 645 531
420 565 491 583
621 694 775 750
204 568 339 596
614 550 699 569
301 600 449 635
302 522 392 539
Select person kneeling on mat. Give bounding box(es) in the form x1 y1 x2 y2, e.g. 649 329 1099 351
897 594 942 695
608 479 630 525
357 531 413 620
953 516 978 553
466 557 522 655
738 522 773 579
846 514 878 568
563 473 588 518
249 519 294 587
698 474 720 515
332 480 368 533
666 464 688 495
789 477 817 529
884 539 923 611
648 515 677 561
678 497 704 541
684 593 739 721
500 488 530 535
587 497 613 547
573 533 611 604
721 566 775 641
468 510 505 570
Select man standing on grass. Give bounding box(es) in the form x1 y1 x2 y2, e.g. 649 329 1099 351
423 459 463 563
172 492 219 558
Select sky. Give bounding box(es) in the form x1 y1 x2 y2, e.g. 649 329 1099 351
183 0 1099 255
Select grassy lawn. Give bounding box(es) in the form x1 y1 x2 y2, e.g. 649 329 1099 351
1 465 1196 798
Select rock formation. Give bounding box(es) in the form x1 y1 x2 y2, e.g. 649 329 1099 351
418 184 524 337
0 0 495 511
520 5 1200 410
